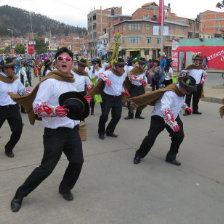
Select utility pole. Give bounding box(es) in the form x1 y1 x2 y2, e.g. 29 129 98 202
160 0 164 55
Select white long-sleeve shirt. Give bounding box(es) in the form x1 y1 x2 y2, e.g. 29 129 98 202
103 70 127 96
89 67 105 81
33 78 80 129
151 84 185 119
71 70 91 92
182 68 207 84
0 72 26 106
129 72 147 86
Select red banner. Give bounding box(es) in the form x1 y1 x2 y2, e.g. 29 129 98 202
158 0 164 24
175 46 224 70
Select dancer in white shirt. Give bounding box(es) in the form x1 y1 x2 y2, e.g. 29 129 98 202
0 58 27 158
131 75 196 166
10 47 89 212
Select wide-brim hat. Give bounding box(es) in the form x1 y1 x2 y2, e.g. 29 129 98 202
192 55 201 60
114 58 126 66
78 59 87 67
59 91 90 120
178 75 197 92
138 57 146 65
1 57 16 68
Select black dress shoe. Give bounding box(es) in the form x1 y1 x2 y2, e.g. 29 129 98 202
11 196 23 212
165 159 181 166
5 150 14 158
183 111 190 116
133 155 142 164
106 133 118 137
124 116 133 120
135 116 145 119
59 191 74 201
193 111 202 115
99 134 105 140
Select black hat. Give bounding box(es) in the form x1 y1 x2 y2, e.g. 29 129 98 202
78 59 87 67
167 58 173 63
59 91 90 120
44 59 52 67
192 54 201 61
138 57 146 65
127 57 134 66
0 57 16 69
178 75 197 92
114 58 126 66
92 58 101 63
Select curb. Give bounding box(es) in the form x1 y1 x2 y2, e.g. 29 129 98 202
201 97 222 104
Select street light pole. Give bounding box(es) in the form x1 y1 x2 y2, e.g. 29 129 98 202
7 28 13 52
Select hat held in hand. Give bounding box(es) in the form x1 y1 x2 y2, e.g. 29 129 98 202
59 91 90 120
178 75 197 93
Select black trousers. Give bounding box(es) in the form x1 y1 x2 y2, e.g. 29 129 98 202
135 115 184 160
98 94 122 135
151 78 159 91
127 84 145 118
15 126 84 197
0 104 23 152
185 84 202 112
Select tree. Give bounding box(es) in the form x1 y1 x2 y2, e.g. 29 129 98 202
217 1 224 8
34 36 49 54
4 45 11 54
15 43 25 54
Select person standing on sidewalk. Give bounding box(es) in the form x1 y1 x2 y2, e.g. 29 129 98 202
0 58 27 158
131 75 196 166
9 47 89 212
164 58 174 87
182 54 207 116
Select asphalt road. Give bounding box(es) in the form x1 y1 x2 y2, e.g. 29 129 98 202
0 99 223 224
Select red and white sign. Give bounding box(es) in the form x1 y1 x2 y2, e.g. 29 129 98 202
28 41 34 55
173 46 224 70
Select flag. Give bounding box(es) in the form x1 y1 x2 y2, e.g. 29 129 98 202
158 0 164 24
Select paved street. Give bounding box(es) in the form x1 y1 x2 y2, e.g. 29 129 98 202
1 95 224 224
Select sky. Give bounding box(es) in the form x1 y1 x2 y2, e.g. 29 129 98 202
0 0 222 28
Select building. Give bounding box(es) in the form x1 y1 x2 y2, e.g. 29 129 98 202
88 7 131 57
111 2 199 60
199 10 224 37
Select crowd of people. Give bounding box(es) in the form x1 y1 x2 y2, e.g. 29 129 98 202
0 47 214 212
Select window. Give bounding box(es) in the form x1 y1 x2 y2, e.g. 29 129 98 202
172 24 175 31
93 15 96 20
143 15 149 20
146 37 151 43
157 38 161 44
122 37 125 43
180 26 185 31
128 37 140 43
128 23 141 30
104 28 106 34
93 32 97 39
93 24 96 30
146 24 151 31
166 36 170 41
144 49 149 55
